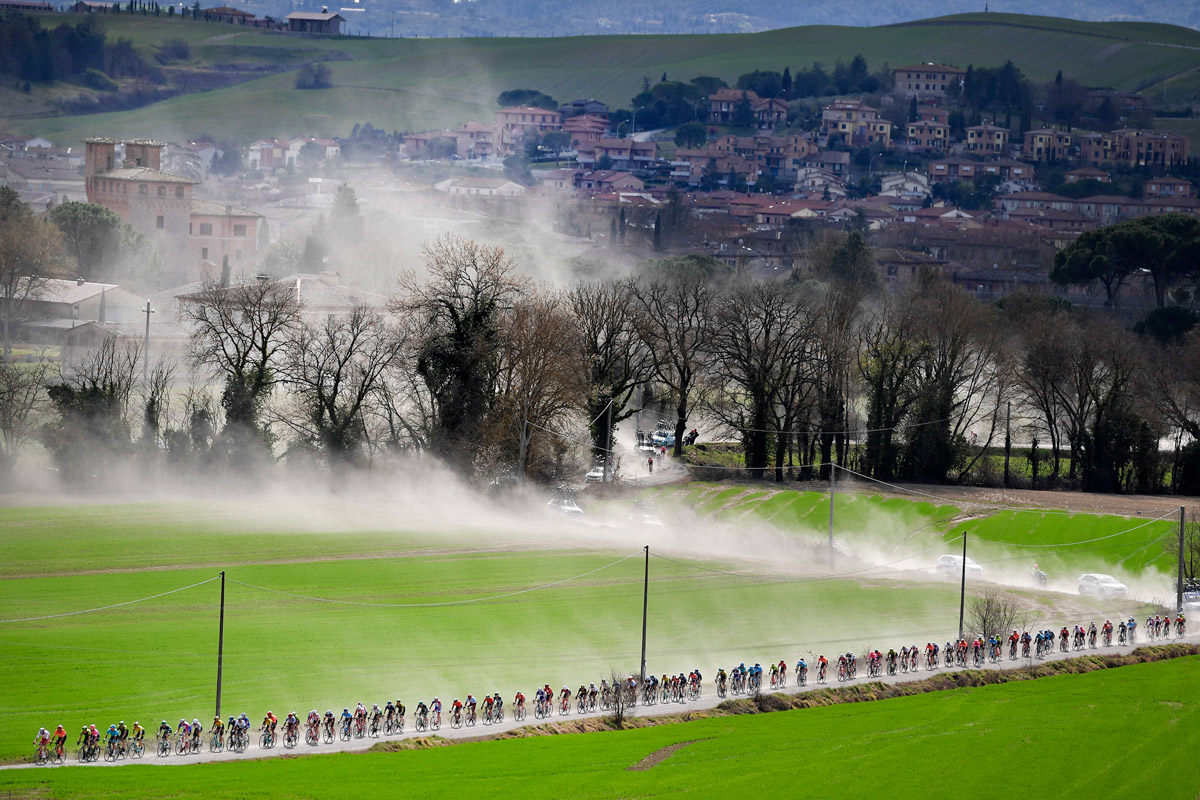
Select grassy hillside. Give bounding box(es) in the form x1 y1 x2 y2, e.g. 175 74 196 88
4 654 1198 797
9 12 1200 145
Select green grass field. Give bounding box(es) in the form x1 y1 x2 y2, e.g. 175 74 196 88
14 12 1200 145
0 487 1176 765
3 653 1197 798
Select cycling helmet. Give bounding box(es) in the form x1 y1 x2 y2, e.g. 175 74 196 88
343 708 349 714
372 704 379 709
162 720 167 725
326 710 332 716
179 719 186 725
193 719 199 725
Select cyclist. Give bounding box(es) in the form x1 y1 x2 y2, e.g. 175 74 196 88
514 691 526 714
284 712 299 742
1127 616 1137 642
1177 612 1187 635
886 648 897 673
535 686 546 712
34 728 50 760
431 697 442 725
384 701 396 726
817 654 828 679
212 715 225 744
560 685 572 711
354 703 367 733
483 693 495 719
768 661 779 685
190 719 202 751
88 724 100 750
132 721 144 747
323 710 336 737
53 724 67 756
156 720 172 746
261 711 277 745
177 719 191 751
492 693 502 717
340 708 353 736
396 699 407 728
415 700 429 726
577 684 588 707
466 694 477 722
370 704 383 731
451 698 464 724
104 723 120 756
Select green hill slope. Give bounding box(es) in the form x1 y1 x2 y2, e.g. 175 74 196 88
11 12 1200 145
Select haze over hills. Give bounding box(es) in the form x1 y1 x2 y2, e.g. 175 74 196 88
4 12 1198 146
228 0 1198 37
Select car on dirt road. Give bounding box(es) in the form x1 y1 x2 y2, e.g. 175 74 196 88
1077 573 1128 599
935 554 984 578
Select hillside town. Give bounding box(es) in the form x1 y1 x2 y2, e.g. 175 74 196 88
2 54 1199 356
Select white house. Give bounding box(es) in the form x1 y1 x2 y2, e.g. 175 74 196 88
879 171 931 200
433 177 527 197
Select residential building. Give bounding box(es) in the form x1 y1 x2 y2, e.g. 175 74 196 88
453 122 496 160
905 119 949 152
247 138 288 171
1144 176 1194 199
433 177 526 197
495 106 562 156
562 115 609 154
1063 166 1110 184
574 171 645 194
286 9 344 34
879 171 931 200
821 99 892 147
287 137 340 165
707 89 787 130
202 5 255 23
401 130 456 159
189 199 264 272
801 150 849 176
928 158 1031 184
559 99 610 119
965 124 1009 155
1021 129 1072 162
578 138 656 171
1110 128 1189 167
893 63 966 98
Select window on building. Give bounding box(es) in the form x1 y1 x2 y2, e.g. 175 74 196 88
139 185 147 195
233 224 246 237
156 215 164 229
201 247 208 260
175 186 184 198
199 223 213 236
157 186 166 197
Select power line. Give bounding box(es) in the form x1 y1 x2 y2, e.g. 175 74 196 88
226 553 640 608
0 576 220 624
969 509 1178 550
830 463 1082 515
649 534 964 584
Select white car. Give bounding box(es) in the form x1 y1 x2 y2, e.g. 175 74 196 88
547 497 583 515
1077 573 1128 598
936 554 984 578
585 466 608 483
1182 591 1200 613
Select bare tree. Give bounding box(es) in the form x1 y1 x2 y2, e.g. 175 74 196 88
568 279 648 458
704 279 814 478
0 355 52 476
606 668 635 729
631 256 722 457
494 289 584 480
967 588 1024 644
280 306 407 465
858 296 927 480
140 356 176 453
182 278 303 459
392 235 526 471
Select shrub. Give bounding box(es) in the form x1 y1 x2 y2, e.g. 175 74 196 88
82 68 118 92
295 62 331 90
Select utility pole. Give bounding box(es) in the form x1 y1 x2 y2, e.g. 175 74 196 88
640 545 649 685
141 300 154 386
828 462 836 568
215 570 226 719
958 534 968 641
1003 401 1012 488
1178 506 1186 613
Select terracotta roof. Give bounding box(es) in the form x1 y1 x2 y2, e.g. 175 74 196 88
190 198 262 218
102 167 198 184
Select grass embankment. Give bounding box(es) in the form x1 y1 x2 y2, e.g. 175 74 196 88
15 12 1200 144
3 651 1198 798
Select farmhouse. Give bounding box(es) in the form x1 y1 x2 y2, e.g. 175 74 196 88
286 9 344 34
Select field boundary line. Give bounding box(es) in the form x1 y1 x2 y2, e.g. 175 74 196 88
0 576 219 623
